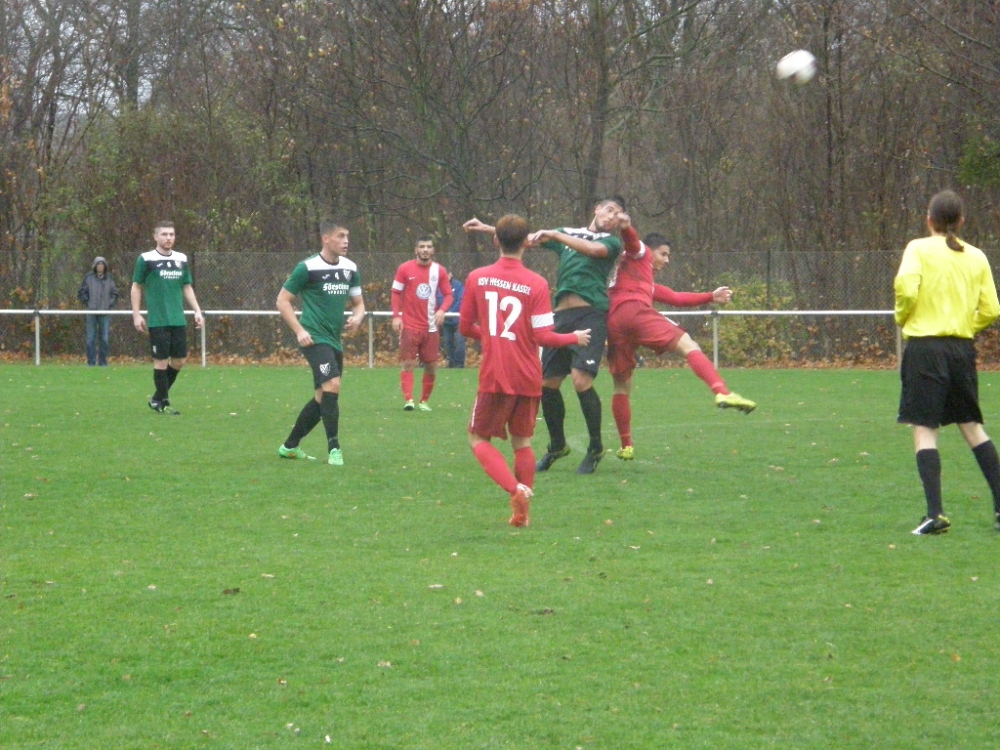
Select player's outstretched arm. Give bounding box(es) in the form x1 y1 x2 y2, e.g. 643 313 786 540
533 230 610 258
535 327 587 349
712 287 733 305
653 284 714 308
463 218 495 235
620 224 642 256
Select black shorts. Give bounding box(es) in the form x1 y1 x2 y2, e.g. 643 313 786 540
898 336 983 428
541 307 608 379
301 343 344 389
149 325 188 360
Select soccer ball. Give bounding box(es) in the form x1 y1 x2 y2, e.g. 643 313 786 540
776 50 816 85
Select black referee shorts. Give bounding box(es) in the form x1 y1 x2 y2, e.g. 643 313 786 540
541 306 607 379
898 336 983 428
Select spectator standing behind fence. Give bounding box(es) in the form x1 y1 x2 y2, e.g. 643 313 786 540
895 189 1000 536
77 256 118 366
438 275 466 368
131 221 204 415
391 236 453 411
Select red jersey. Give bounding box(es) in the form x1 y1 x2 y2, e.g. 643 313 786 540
460 256 577 397
608 226 712 316
391 259 453 332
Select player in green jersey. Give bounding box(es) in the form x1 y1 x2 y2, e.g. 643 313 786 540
528 197 625 475
276 219 367 466
131 221 204 414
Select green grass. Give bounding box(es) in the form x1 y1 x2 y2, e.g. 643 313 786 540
3 363 1000 749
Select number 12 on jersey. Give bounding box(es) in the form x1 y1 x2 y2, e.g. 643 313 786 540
485 291 523 340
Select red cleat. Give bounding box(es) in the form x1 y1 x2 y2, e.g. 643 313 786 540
509 483 533 527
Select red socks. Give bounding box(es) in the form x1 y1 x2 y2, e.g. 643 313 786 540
421 373 435 403
686 350 728 395
473 442 519 495
612 393 632 448
513 446 535 490
401 371 436 403
400 370 414 400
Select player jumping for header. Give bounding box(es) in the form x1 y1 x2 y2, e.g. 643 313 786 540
607 215 756 460
528 197 626 475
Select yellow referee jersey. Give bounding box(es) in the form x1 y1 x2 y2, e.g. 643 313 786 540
894 234 1000 338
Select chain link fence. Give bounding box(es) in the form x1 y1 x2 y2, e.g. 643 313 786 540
4 247 999 366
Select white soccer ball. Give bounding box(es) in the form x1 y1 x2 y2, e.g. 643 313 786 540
776 50 816 85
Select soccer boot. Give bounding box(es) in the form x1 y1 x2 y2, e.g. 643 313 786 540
328 448 344 466
148 398 165 413
716 392 757 414
509 483 533 527
278 444 315 460
403 399 415 411
993 512 1000 531
160 398 180 415
576 448 605 475
418 401 432 412
912 514 950 535
616 446 634 461
536 445 571 472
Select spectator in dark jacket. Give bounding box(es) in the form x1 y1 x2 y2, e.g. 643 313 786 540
77 256 119 366
438 276 465 368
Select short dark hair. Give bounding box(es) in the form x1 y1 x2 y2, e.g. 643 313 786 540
154 220 174 231
319 218 347 236
643 233 670 249
596 195 626 213
495 214 530 254
415 236 435 247
928 190 964 252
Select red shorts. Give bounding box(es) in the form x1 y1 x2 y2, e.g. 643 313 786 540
400 328 440 364
468 392 539 440
607 302 686 379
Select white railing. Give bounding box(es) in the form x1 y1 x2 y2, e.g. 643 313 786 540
0 308 902 368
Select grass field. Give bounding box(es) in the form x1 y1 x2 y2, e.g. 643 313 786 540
2 363 1000 749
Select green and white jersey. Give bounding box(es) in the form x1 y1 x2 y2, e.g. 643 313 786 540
133 250 193 327
283 254 363 350
542 228 623 312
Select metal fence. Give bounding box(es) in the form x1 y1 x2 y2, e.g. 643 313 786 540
1 246 996 366
0 308 903 369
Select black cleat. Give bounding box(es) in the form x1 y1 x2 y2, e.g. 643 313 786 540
912 514 950 535
575 449 605 475
536 445 570 472
149 398 165 413
994 512 1000 531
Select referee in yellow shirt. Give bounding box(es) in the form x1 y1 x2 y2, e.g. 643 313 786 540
895 190 1000 535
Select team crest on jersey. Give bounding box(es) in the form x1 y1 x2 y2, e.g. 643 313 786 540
320 362 331 376
416 283 432 300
